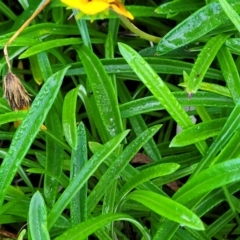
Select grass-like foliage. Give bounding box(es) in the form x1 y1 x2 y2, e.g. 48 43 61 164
1 0 240 239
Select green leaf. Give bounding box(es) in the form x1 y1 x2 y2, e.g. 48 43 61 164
171 118 227 147
125 190 204 230
89 142 167 197
17 229 26 240
76 45 123 142
191 99 240 176
0 1 17 20
62 87 79 149
0 66 70 207
70 122 88 226
87 125 162 213
156 0 240 54
47 130 129 230
217 46 240 103
54 213 150 240
61 58 223 81
118 42 207 155
174 158 240 204
225 38 240 55
0 110 27 125
116 163 180 203
180 81 231 98
219 0 240 32
27 168 69 188
118 80 162 161
186 34 230 95
45 107 64 207
19 38 104 59
29 191 50 240
120 92 233 118
214 130 240 164
155 0 204 15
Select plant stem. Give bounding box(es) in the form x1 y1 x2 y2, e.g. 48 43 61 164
119 15 161 43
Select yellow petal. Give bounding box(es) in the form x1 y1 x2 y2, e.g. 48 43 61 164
61 0 88 9
61 0 110 15
111 2 134 20
81 2 110 14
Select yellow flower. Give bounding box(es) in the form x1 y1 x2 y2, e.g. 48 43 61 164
61 0 134 20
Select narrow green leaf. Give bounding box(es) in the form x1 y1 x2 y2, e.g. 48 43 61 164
54 213 150 240
19 38 103 59
116 163 180 203
118 42 207 155
174 158 240 204
225 38 240 55
0 66 70 207
70 122 88 226
171 118 227 147
47 130 129 230
73 13 92 50
118 80 162 161
89 142 167 197
155 0 204 14
62 87 79 149
118 43 192 129
214 130 240 163
219 0 240 32
0 37 40 47
76 45 123 142
87 125 161 213
191 99 240 176
17 229 26 240
0 1 17 20
29 55 44 84
180 81 231 98
0 110 27 125
125 190 204 230
63 58 223 81
120 92 234 118
156 0 240 54
186 34 230 95
27 168 69 188
29 191 50 240
217 46 240 103
45 107 64 207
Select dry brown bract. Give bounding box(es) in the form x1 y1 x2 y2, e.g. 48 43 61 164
3 72 31 110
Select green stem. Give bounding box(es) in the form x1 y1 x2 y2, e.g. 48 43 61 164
222 185 240 227
119 15 161 43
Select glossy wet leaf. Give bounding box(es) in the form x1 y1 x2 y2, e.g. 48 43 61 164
174 158 240 204
0 66 70 207
29 191 50 240
54 213 150 240
192 99 240 176
155 0 204 15
76 45 123 143
171 118 227 147
156 0 240 54
87 125 161 213
125 190 204 230
116 163 180 202
70 122 88 226
118 42 207 155
219 0 240 32
217 46 240 103
62 87 79 149
186 34 230 95
47 130 129 229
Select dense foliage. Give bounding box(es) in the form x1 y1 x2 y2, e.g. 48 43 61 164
1 0 240 239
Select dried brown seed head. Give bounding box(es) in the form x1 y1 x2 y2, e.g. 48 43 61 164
3 72 31 110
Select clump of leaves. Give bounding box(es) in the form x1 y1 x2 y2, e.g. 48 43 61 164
1 0 240 239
